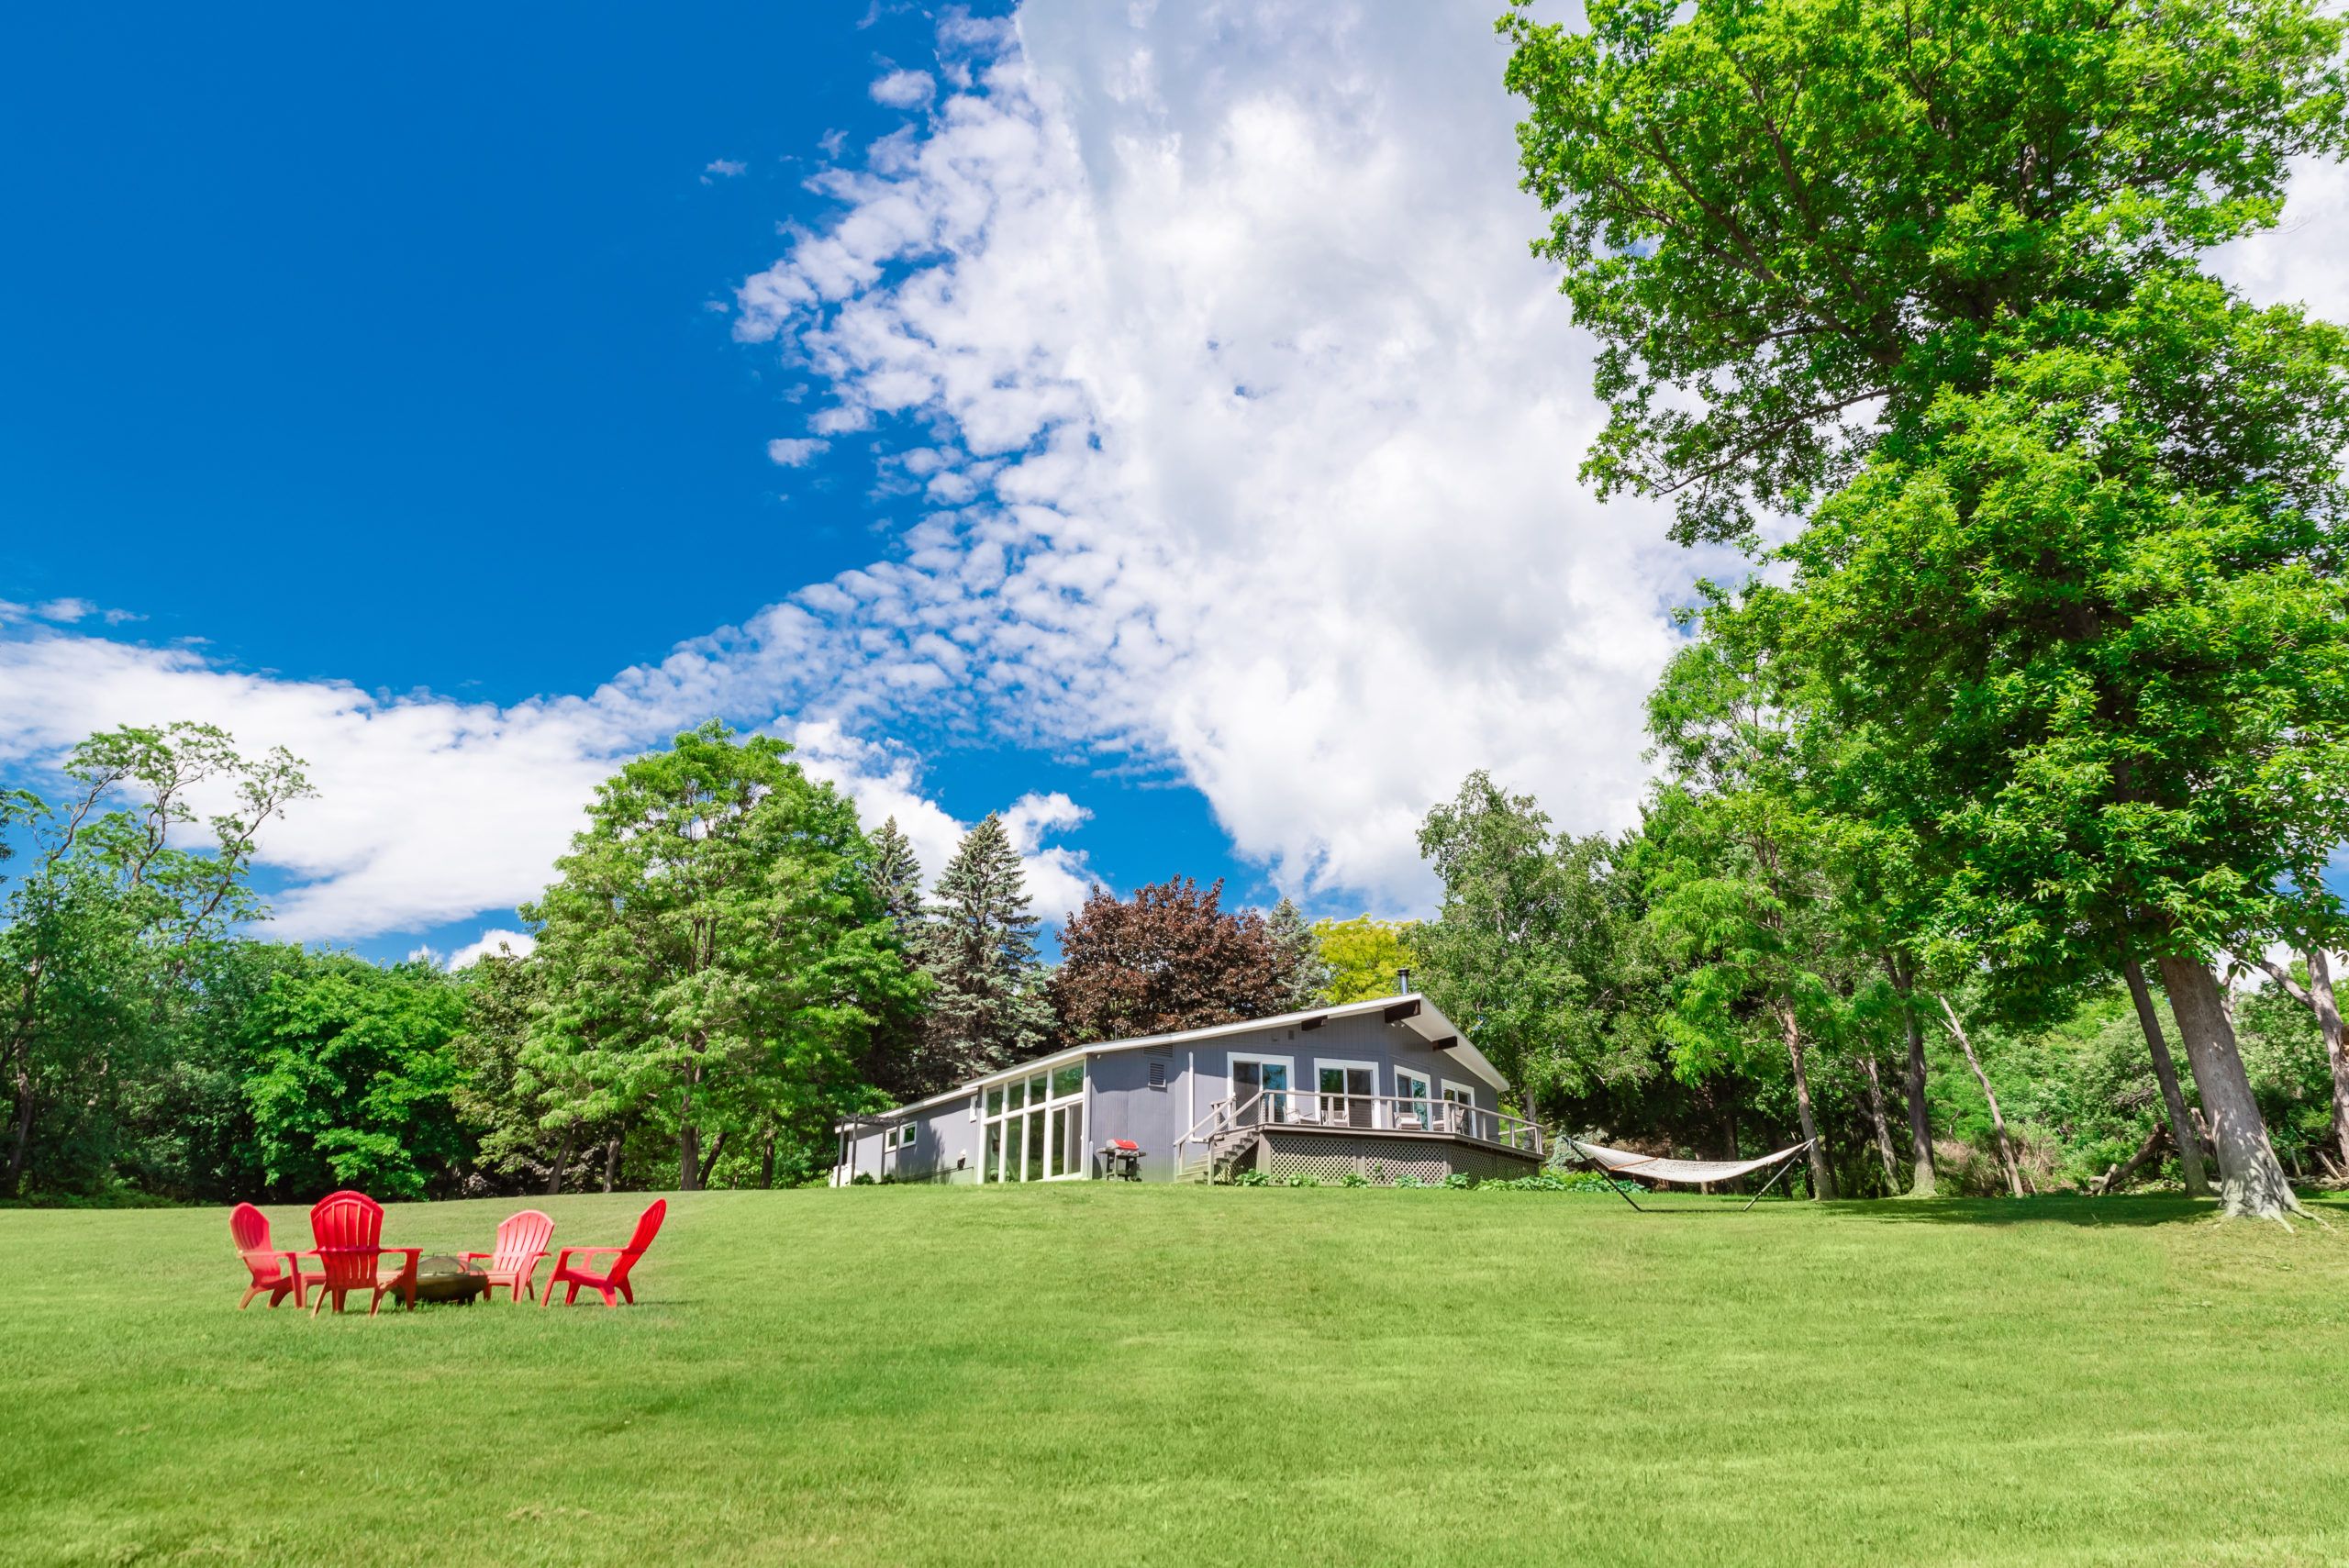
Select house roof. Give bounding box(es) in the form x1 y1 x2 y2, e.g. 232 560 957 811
866 992 1508 1123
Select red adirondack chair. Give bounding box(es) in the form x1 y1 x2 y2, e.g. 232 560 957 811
462 1208 554 1302
542 1199 666 1307
230 1202 314 1309
306 1189 421 1317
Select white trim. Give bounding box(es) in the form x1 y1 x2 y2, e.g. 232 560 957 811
1441 1078 1478 1106
1395 1067 1431 1096
1228 1052 1296 1098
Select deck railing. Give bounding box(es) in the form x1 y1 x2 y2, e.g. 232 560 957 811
1181 1089 1544 1157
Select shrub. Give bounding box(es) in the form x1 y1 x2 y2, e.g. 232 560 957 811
1230 1168 1269 1186
1442 1173 1477 1189
1338 1172 1370 1187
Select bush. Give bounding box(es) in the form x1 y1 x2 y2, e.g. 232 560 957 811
1391 1173 1426 1188
1230 1168 1269 1186
1338 1172 1370 1187
1442 1173 1477 1189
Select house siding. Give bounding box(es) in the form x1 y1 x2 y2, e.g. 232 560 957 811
832 995 1518 1185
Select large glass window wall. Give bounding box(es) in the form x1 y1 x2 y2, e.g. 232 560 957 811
981 1063 1087 1181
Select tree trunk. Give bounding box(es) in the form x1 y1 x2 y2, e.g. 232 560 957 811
696 1129 729 1190
1936 994 2023 1198
762 1124 776 1190
2155 953 2302 1219
2119 951 2210 1198
603 1132 621 1193
546 1128 574 1197
6 1037 32 1198
1778 1002 1835 1200
1858 1054 1900 1192
2306 949 2349 1175
2095 1124 2167 1195
1897 986 1936 1197
677 1062 702 1192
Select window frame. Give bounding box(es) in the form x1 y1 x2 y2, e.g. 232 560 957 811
1310 1057 1378 1127
979 1060 1089 1182
1228 1052 1297 1124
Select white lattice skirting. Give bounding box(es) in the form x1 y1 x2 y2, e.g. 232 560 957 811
1254 1133 1540 1184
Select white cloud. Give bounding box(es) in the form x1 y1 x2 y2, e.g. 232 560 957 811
450 928 539 968
869 69 936 109
766 436 832 466
705 158 749 178
731 2 1701 907
788 723 1099 919
34 598 95 623
0 628 1105 942
102 607 145 625
1001 789 1097 920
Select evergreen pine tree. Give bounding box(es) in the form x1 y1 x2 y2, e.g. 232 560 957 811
1266 895 1328 1010
857 816 945 1100
922 813 1054 1075
865 817 925 932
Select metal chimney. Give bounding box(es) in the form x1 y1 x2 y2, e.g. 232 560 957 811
1396 967 1411 995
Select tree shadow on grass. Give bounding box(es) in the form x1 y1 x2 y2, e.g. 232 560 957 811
1830 1192 2348 1228
1587 1193 2349 1228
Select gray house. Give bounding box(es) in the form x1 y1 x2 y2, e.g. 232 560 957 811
830 992 1545 1185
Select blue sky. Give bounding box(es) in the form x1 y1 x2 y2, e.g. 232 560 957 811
0 2 1248 960
6 0 2340 967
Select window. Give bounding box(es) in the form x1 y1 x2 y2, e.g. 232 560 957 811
891 1123 918 1150
1314 1060 1375 1128
1230 1055 1294 1125
1442 1080 1479 1136
981 1062 1087 1181
1395 1070 1431 1129
1148 1061 1166 1089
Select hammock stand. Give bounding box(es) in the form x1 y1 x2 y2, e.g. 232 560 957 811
1560 1134 1818 1213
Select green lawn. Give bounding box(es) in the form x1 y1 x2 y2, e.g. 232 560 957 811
6 1185 2349 1567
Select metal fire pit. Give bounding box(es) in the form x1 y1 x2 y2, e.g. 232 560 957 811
413 1255 489 1305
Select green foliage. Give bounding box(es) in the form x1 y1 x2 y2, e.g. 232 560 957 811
1310 914 1416 1004
1415 771 1659 1110
524 722 923 1191
1763 282 2349 988
1500 0 2349 545
240 954 470 1200
2 723 309 1197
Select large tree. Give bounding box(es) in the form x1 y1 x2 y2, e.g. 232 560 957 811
523 723 919 1192
922 813 1053 1076
1501 0 2347 546
1754 285 2349 1217
1052 877 1283 1044
2 724 308 1196
1414 771 1655 1123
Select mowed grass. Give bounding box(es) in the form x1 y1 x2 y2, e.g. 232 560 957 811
6 1187 2349 1568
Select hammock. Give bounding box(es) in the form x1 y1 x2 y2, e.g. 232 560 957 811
1561 1134 1815 1211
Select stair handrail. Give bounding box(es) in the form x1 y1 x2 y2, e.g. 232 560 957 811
1179 1089 1263 1151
